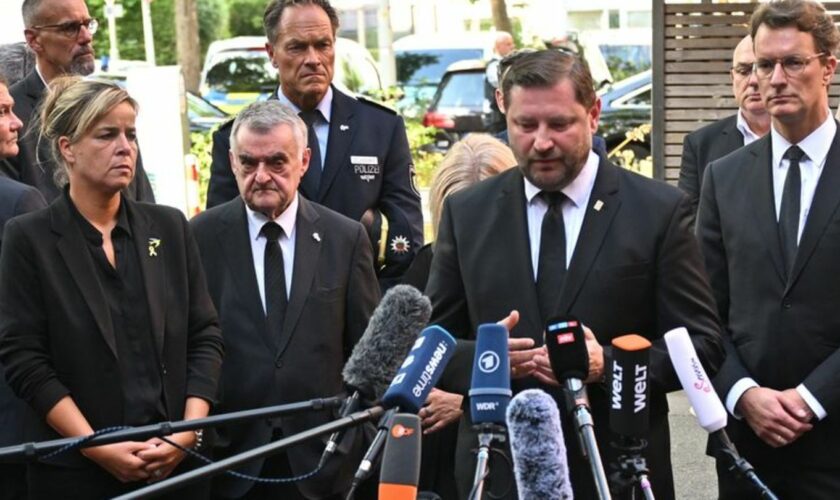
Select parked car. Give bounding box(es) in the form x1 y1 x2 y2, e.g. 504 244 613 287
422 59 651 159
394 32 496 118
199 36 382 114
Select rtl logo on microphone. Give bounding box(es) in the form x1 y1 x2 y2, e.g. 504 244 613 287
548 320 579 345
390 424 415 439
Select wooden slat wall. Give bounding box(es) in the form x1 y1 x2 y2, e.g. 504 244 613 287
653 2 840 183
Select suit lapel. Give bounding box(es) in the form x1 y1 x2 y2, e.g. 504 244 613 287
127 201 166 358
318 88 355 201
51 196 118 358
277 197 322 360
557 158 621 313
496 171 543 338
719 116 744 155
747 138 787 284
786 124 840 293
218 199 271 348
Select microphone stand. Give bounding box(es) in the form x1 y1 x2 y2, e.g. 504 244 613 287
114 406 386 500
565 379 612 500
609 437 654 500
468 423 507 500
713 433 779 500
0 397 343 462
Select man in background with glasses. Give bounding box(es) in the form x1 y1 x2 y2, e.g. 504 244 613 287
2 0 154 203
678 35 770 225
697 1 840 497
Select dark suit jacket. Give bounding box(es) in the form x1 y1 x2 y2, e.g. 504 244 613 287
4 70 156 203
0 173 46 450
0 194 223 465
191 196 380 499
206 86 423 288
427 162 723 499
678 115 744 223
697 127 840 468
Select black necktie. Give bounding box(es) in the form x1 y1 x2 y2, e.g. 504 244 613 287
779 145 804 277
299 109 323 199
537 191 568 323
261 222 287 348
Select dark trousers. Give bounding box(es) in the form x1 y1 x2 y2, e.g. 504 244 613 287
0 464 26 500
717 458 840 500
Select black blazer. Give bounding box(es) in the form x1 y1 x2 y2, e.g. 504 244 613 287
678 114 744 223
697 126 840 467
206 86 423 287
4 71 156 203
0 173 46 449
191 196 380 499
0 194 223 463
427 161 723 499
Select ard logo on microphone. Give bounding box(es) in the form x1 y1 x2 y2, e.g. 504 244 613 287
478 351 500 373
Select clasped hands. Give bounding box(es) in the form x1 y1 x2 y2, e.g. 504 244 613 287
736 386 814 448
81 431 195 484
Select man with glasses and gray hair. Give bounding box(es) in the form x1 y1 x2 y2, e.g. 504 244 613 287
679 35 770 224
3 0 154 203
192 99 378 499
697 1 840 497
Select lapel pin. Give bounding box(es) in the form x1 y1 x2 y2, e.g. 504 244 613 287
312 232 321 242
340 124 350 131
148 238 161 257
594 200 604 212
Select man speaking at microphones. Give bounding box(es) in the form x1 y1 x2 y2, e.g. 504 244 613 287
426 48 723 499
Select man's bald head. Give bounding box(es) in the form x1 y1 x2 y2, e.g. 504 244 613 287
494 31 514 58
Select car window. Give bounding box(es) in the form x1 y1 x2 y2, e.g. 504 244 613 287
436 71 485 111
397 49 485 85
204 52 276 94
188 93 227 119
623 88 651 107
611 85 651 109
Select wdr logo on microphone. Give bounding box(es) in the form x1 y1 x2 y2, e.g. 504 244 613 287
478 351 500 373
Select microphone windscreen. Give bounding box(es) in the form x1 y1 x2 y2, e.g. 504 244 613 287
469 323 512 425
343 285 432 400
609 334 652 438
381 325 457 414
378 414 422 500
545 316 589 382
664 327 727 433
506 389 573 500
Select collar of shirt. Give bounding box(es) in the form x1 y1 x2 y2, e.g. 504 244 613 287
34 64 48 88
736 109 762 146
523 150 600 279
64 188 131 245
245 192 299 244
276 86 333 125
771 111 835 172
769 112 836 230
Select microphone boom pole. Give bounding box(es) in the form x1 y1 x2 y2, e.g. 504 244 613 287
114 406 386 500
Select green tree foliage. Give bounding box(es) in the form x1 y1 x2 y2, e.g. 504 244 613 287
228 0 266 37
87 0 228 65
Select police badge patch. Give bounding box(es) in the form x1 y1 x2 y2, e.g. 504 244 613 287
351 155 380 182
390 235 411 255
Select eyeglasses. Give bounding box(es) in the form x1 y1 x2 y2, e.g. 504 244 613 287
731 63 753 77
753 52 825 79
30 18 99 38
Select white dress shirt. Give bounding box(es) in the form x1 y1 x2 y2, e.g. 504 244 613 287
736 109 762 146
245 194 299 313
277 86 332 169
524 150 599 280
724 114 835 421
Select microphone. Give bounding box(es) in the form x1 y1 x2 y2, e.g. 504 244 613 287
664 327 778 500
545 316 612 500
608 334 655 499
609 334 652 439
467 323 511 500
378 414 422 500
349 325 457 496
506 389 573 500
320 284 431 467
469 323 512 425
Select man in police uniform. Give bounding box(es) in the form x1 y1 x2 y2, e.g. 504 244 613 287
206 0 422 289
